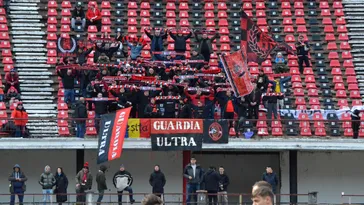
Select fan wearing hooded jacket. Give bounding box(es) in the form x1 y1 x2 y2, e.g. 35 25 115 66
149 165 166 198
11 102 28 138
9 164 27 205
113 165 135 204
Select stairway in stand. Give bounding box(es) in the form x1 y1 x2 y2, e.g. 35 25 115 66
8 0 58 137
343 0 364 98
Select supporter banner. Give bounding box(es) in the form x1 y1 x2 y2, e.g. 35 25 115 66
97 107 131 164
57 35 77 57
203 120 229 144
241 11 277 63
127 118 151 138
220 49 254 97
150 119 203 151
279 106 364 120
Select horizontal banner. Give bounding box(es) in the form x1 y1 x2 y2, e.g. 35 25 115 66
151 134 203 151
151 119 203 135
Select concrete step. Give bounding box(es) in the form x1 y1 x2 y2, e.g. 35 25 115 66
11 27 42 31
27 126 58 131
20 83 51 87
14 43 44 47
16 60 47 64
21 95 55 100
347 24 364 28
11 19 40 23
11 31 45 35
13 35 43 39
24 104 57 109
9 15 42 19
19 76 50 80
20 91 52 95
9 2 38 6
15 52 45 56
19 80 54 84
20 87 54 92
12 0 40 2
18 68 49 72
15 56 47 60
28 130 59 134
13 48 47 52
16 64 51 68
26 110 58 114
12 39 47 44
22 100 54 103
18 71 52 76
9 6 40 11
10 11 39 15
11 23 45 27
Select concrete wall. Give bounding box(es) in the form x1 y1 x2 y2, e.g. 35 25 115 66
280 151 364 204
194 152 280 203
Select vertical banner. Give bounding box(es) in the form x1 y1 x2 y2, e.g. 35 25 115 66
203 120 229 144
241 11 277 63
97 107 132 164
220 49 254 97
150 119 203 151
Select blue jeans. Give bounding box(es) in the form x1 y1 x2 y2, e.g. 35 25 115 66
118 186 134 203
76 123 86 138
97 189 104 203
187 184 200 205
15 126 24 137
42 189 53 205
64 89 75 104
10 188 24 205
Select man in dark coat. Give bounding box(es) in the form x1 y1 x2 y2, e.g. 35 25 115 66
352 109 361 139
144 28 167 60
247 84 262 120
184 156 204 205
178 98 192 118
96 165 107 203
169 30 192 60
74 97 88 138
54 167 68 205
218 166 229 205
193 30 219 62
202 167 220 205
257 70 269 92
149 165 166 198
190 50 205 70
9 164 27 205
262 166 278 194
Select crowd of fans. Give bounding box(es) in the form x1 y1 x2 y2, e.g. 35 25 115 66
53 2 315 138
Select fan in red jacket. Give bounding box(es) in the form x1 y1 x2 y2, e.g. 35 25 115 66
5 69 20 94
86 2 102 32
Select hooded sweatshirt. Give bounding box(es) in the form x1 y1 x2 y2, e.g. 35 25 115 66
39 165 56 189
9 164 27 191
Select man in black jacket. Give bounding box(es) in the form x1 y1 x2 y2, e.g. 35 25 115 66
262 166 278 194
93 93 109 133
190 50 205 70
184 156 204 205
76 47 93 65
193 30 219 62
295 35 310 73
74 97 88 138
71 2 86 31
262 92 284 124
149 165 166 198
218 166 229 205
96 165 107 203
248 84 262 120
178 98 192 118
110 88 132 110
58 69 77 105
202 167 220 205
144 28 168 61
169 30 192 60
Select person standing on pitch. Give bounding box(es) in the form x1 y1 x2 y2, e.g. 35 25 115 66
252 181 274 205
96 165 108 204
75 162 93 204
218 166 229 205
202 166 220 205
184 156 204 205
39 165 56 205
262 166 278 194
113 164 135 204
149 165 166 198
9 164 27 205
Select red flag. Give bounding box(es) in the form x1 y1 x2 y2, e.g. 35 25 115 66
220 48 254 97
241 11 277 63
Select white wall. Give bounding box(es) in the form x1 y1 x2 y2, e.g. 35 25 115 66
0 150 76 203
84 150 183 203
194 152 280 203
280 151 364 204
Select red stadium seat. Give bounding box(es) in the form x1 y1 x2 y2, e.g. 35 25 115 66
256 2 265 9
46 41 57 49
59 127 70 136
295 9 304 17
256 10 266 17
348 83 359 91
294 2 304 9
57 103 68 110
127 10 137 17
0 41 10 48
335 9 344 17
47 24 57 32
340 42 351 50
300 128 312 136
344 128 353 137
291 75 301 83
47 17 57 24
337 25 348 33
219 27 229 35
352 100 363 106
284 26 294 33
342 51 352 59
88 25 98 33
128 2 138 9
272 120 282 128
350 91 361 99
102 17 111 25
333 76 344 83
141 10 150 17
61 9 71 16
346 68 356 76
334 83 345 90
141 18 151 26
308 89 318 97
283 18 293 25
217 2 227 10
272 128 283 136
1 49 11 57
61 1 71 8
297 25 307 33
243 2 253 10
204 3 214 10
61 17 70 25
141 2 150 9
58 120 68 127
101 10 111 17
333 1 343 9
206 19 215 27
127 18 137 26
58 110 68 119
324 25 334 33
48 0 58 8
179 11 189 18
47 33 57 41
305 75 315 83
258 128 269 137
294 88 304 96
257 120 267 128
218 19 228 27
179 2 189 10
338 99 349 107
295 97 305 105
166 19 176 27
325 33 336 41
328 52 339 59
315 128 326 136
320 1 329 9
336 90 347 98
331 68 342 76
86 127 97 135
101 1 111 9
336 17 346 25
322 18 332 25
47 57 57 65
330 60 340 67
344 60 354 68
2 57 13 64
282 9 292 17
296 18 306 25
285 35 295 43
327 42 337 50
281 2 290 9
60 25 70 32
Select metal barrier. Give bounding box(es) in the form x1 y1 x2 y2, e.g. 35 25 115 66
341 193 364 205
0 192 321 205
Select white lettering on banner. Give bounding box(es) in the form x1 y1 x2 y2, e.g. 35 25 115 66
98 120 111 156
111 111 126 159
153 121 201 131
279 106 364 120
156 137 197 147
